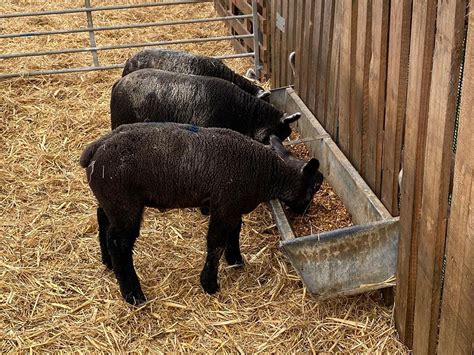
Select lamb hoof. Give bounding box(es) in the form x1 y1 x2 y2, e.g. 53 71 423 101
225 254 244 267
124 291 147 306
200 274 219 294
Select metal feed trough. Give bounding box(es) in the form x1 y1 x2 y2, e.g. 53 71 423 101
269 88 399 299
0 0 262 79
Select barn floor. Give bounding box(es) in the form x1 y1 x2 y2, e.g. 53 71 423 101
0 1 408 352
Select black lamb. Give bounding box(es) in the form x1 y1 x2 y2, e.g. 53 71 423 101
80 122 323 305
122 48 269 99
110 69 300 143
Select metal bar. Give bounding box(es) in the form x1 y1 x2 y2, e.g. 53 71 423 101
0 15 253 39
0 34 253 60
84 0 99 67
214 52 255 59
0 64 125 79
269 200 296 241
0 0 213 19
0 53 254 79
251 0 261 78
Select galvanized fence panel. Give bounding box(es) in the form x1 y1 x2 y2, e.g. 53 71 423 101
0 0 261 79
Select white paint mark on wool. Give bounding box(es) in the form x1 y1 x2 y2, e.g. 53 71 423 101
88 160 96 182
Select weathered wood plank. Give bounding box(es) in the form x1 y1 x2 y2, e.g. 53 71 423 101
413 0 467 353
437 177 474 353
326 0 342 139
271 0 277 85
277 0 284 87
437 17 474 349
306 0 323 114
395 0 438 347
294 0 306 94
437 11 474 354
337 0 357 157
286 0 297 85
299 0 316 101
380 0 412 215
271 0 282 87
316 0 335 129
365 0 388 195
280 0 289 86
351 0 371 173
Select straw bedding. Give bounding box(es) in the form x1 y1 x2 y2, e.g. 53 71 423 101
0 1 408 352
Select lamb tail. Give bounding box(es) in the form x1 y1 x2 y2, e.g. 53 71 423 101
79 140 101 168
79 131 115 168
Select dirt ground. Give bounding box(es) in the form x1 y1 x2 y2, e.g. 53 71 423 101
0 1 408 352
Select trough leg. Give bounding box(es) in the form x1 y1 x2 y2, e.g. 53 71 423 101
224 218 243 266
97 207 112 270
106 209 145 305
200 215 241 294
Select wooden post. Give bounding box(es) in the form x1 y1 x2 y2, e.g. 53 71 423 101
286 0 297 85
350 0 371 173
437 8 474 353
380 0 412 216
279 0 288 86
326 0 342 139
271 0 281 86
294 0 306 94
315 0 335 130
299 0 316 102
412 0 466 353
337 0 356 157
395 0 437 347
365 0 388 195
306 0 324 115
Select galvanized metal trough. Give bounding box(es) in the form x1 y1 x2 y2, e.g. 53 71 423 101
269 88 398 300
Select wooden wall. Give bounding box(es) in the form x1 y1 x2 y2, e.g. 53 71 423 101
269 0 472 353
271 0 410 217
437 8 474 352
394 1 470 353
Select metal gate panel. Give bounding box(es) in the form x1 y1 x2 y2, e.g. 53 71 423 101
0 0 260 79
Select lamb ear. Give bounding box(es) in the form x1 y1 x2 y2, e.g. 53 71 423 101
245 68 257 80
302 158 320 175
257 90 271 99
269 135 288 156
281 112 301 125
